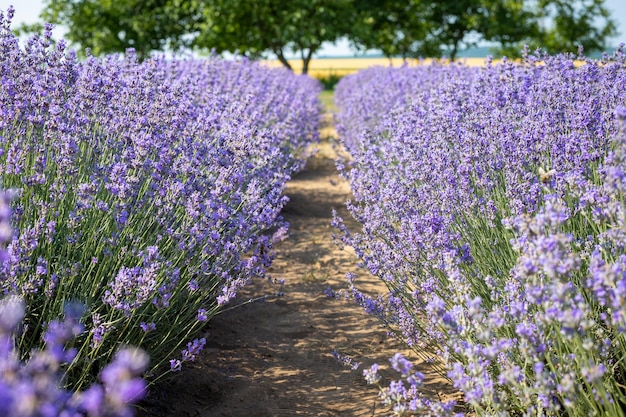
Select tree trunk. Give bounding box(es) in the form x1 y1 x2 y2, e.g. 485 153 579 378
301 49 314 75
274 48 293 71
449 39 461 62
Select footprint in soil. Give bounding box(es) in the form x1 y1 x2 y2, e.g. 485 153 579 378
138 115 457 417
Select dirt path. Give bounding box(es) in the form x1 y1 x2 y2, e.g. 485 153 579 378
139 113 455 416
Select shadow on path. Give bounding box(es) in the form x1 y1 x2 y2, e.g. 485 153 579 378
138 108 457 417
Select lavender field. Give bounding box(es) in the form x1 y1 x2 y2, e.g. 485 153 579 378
0 7 321 415
3 2 626 415
334 48 626 415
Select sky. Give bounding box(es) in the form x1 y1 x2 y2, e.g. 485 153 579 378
1 0 625 57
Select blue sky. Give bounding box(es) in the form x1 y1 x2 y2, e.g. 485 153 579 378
1 0 625 56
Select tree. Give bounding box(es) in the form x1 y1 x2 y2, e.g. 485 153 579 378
20 0 354 73
349 0 618 60
479 0 541 57
482 0 618 57
350 0 499 61
192 0 354 73
428 0 488 61
18 0 620 64
534 0 618 55
20 0 194 59
348 0 441 59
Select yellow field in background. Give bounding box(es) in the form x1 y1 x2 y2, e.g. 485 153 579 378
262 56 492 78
262 56 592 79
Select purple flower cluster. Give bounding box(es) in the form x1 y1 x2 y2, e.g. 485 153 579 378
334 60 463 155
0 5 320 392
0 295 148 417
362 355 458 417
331 349 361 370
335 49 626 415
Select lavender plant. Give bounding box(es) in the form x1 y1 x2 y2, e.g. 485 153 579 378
1 191 148 416
334 60 468 155
0 295 149 417
335 49 626 415
0 5 320 392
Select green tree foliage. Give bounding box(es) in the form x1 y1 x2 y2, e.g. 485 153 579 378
482 0 618 57
534 0 618 55
192 0 354 73
479 0 542 56
350 0 618 60
17 0 620 65
349 0 440 59
26 0 194 59
22 0 353 72
351 0 503 60
429 0 491 60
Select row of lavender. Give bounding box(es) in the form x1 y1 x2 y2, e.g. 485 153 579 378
334 48 626 416
0 7 321 416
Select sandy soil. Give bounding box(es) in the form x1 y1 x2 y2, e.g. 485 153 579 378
137 113 458 417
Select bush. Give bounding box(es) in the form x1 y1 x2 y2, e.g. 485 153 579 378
317 73 344 91
334 48 626 415
0 5 321 394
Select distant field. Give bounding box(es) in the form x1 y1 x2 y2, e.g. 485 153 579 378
262 56 491 78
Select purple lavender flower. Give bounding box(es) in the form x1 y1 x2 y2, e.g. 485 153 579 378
332 350 361 370
181 337 206 362
169 359 182 372
1 3 321 397
389 353 413 377
140 322 156 332
363 363 381 384
96 348 149 415
335 48 626 416
0 295 149 417
197 309 208 322
103 265 158 315
323 286 336 297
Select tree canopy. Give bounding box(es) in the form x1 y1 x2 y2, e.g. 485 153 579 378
16 0 620 70
25 0 193 60
192 0 354 73
349 0 618 61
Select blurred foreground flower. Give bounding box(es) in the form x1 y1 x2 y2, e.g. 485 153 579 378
0 295 148 417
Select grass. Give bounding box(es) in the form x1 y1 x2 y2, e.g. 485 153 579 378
319 90 336 113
